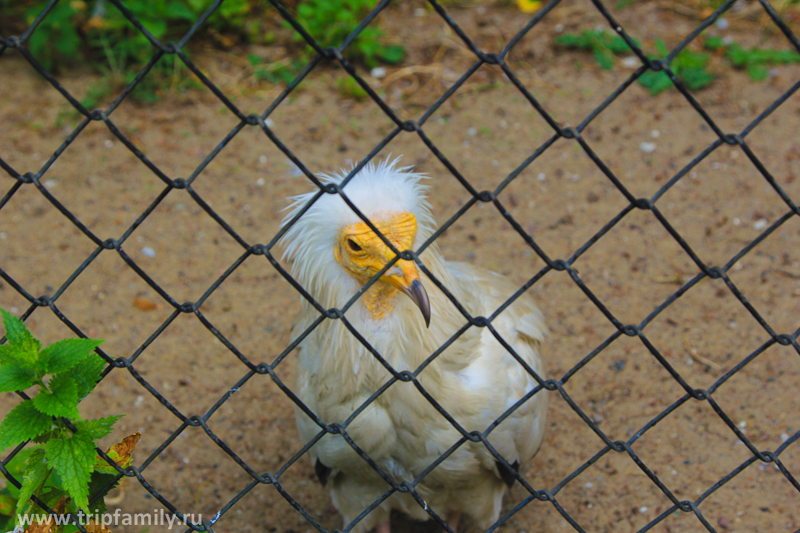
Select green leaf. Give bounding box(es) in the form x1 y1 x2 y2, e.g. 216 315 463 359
745 48 770 65
0 344 13 364
336 77 367 101
554 30 637 71
3 446 35 483
726 43 748 67
0 361 35 393
188 0 210 12
93 457 120 476
44 433 97 512
15 448 48 518
165 2 197 21
86 471 120 513
41 486 67 510
675 50 708 71
614 0 638 10
607 34 637 54
218 0 250 19
75 416 123 441
72 354 107 399
32 430 56 444
0 512 14 532
23 1 83 70
773 49 800 64
0 491 15 517
0 309 40 363
378 44 405 65
54 22 82 59
704 35 726 51
142 18 168 39
593 46 615 70
654 39 670 57
554 33 586 48
0 401 52 451
33 374 80 419
638 70 673 95
40 338 103 374
682 67 715 90
748 63 769 81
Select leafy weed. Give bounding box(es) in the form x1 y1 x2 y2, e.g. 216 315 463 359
0 309 139 531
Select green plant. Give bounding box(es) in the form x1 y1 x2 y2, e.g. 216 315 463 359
14 0 254 108
638 40 715 95
247 54 303 85
614 0 640 9
292 0 405 67
554 29 636 70
194 0 252 33
11 0 404 107
704 35 800 81
0 309 137 531
23 1 83 72
336 76 368 101
554 30 714 95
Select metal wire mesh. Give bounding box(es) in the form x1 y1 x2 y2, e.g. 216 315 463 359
1 0 800 532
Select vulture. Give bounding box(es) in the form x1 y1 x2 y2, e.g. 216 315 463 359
280 157 548 533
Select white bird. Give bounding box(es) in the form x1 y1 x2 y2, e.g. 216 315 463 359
280 157 548 533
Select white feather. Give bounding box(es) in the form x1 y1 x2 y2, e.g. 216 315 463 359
281 157 548 532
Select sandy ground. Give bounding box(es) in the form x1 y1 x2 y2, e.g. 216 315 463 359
2 1 800 532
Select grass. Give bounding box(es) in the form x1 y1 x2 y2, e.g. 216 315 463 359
637 40 715 95
704 35 800 80
292 0 405 67
554 29 637 71
554 28 800 95
3 0 405 110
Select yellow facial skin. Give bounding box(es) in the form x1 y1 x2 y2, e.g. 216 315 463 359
335 212 430 326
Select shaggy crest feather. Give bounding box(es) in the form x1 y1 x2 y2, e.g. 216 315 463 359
279 157 436 307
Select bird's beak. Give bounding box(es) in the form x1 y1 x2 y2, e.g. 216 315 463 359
385 260 431 328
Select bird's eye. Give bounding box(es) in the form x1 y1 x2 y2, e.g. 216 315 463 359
346 239 362 252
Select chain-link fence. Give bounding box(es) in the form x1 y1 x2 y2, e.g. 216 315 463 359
2 0 800 531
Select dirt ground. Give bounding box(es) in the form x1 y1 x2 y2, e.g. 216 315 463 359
2 1 800 532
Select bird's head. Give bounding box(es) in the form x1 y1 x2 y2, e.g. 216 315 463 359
334 210 430 326
280 157 435 327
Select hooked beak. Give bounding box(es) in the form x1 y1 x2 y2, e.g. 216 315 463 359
385 261 431 328
401 278 431 328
